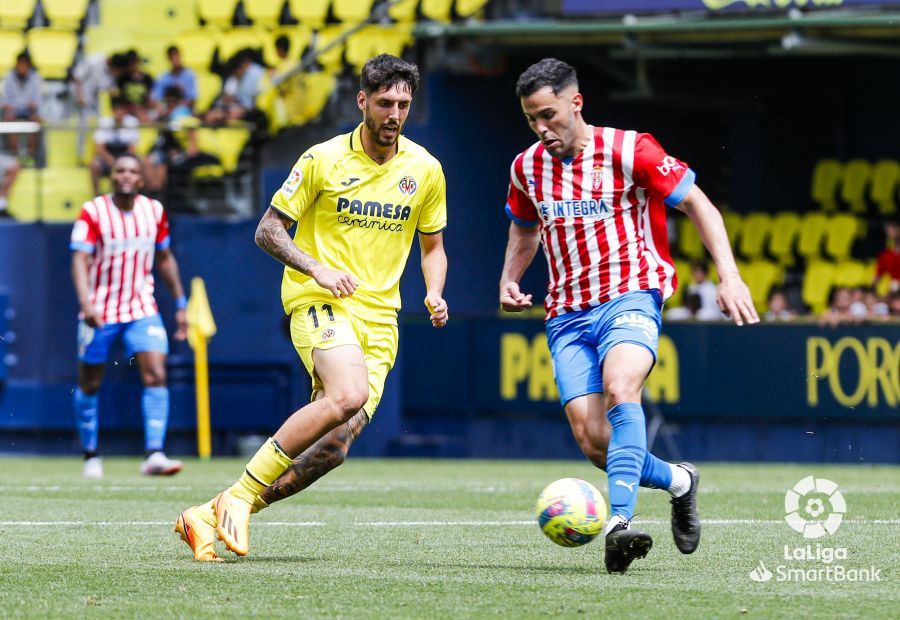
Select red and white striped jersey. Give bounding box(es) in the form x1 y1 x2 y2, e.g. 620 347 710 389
69 194 171 324
506 126 694 319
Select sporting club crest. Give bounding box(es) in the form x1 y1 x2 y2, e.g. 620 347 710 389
398 176 417 196
591 164 603 192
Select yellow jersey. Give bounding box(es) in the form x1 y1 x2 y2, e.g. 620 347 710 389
270 123 447 323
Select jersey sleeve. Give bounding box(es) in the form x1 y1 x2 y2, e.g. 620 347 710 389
632 133 695 207
70 203 100 253
505 154 539 227
155 202 171 250
416 162 447 234
270 148 321 221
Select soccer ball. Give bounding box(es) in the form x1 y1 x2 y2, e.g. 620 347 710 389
535 478 607 547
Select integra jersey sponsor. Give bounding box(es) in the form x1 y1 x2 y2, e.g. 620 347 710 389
335 196 412 232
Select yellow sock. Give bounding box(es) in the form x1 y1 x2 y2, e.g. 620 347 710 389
250 496 269 514
229 438 292 504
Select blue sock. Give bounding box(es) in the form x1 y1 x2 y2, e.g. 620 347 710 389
605 402 646 520
74 387 99 453
142 386 169 453
640 453 673 490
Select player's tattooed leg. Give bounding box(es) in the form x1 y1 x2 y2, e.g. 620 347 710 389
260 409 368 504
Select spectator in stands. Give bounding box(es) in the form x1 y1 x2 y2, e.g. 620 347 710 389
0 147 21 217
853 286 889 320
665 293 702 321
887 290 900 317
204 50 265 126
764 287 795 321
873 218 900 293
2 52 42 161
153 46 197 111
819 285 858 327
90 97 140 194
73 53 128 158
688 261 727 321
116 50 155 122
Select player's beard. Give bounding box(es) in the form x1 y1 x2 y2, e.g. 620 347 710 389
364 108 401 148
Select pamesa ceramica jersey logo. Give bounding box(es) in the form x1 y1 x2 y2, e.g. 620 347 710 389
784 475 846 539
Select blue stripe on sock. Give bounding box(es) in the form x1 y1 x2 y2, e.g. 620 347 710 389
142 386 169 453
74 387 99 453
605 402 646 520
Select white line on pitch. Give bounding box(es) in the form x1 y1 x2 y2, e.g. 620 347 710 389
0 519 898 527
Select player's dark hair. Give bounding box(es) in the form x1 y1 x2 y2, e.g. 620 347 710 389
360 54 419 96
516 58 578 98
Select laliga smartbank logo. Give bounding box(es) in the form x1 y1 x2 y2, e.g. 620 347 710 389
749 476 881 583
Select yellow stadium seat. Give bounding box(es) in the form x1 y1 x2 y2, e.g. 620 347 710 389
243 0 285 27
295 71 336 123
333 0 374 22
197 0 238 27
767 211 799 266
139 0 199 32
677 215 705 261
195 71 221 112
45 127 80 168
195 127 249 173
136 127 159 156
870 159 899 216
736 212 771 260
345 25 413 74
83 26 132 56
42 0 89 30
720 210 741 248
457 0 490 18
289 0 331 28
824 214 863 261
802 260 836 314
810 159 842 212
175 29 219 72
7 168 39 222
743 260 784 313
26 28 78 80
263 26 311 67
670 259 692 308
840 159 871 214
312 26 350 73
796 212 828 261
134 36 172 77
0 30 25 75
388 0 418 22
218 27 266 62
40 167 94 222
833 260 871 288
421 0 452 22
0 0 35 29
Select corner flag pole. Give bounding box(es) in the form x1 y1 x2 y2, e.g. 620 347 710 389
186 277 217 460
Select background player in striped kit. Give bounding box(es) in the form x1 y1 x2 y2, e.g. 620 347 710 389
499 58 759 573
70 154 188 479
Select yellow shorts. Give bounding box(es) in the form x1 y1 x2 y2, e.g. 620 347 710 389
289 300 398 418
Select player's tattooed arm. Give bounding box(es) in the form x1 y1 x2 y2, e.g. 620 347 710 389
261 409 369 504
255 207 321 275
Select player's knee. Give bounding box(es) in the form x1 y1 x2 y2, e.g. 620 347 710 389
141 368 166 387
79 378 102 395
603 378 642 407
326 388 368 423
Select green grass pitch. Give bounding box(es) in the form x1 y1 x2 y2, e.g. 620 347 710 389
0 458 896 618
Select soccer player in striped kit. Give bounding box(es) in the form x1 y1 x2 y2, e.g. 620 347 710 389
499 59 759 573
70 154 188 479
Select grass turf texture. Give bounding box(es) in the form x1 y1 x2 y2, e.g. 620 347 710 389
0 459 896 618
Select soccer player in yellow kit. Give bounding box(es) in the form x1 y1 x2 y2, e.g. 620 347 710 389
175 55 448 561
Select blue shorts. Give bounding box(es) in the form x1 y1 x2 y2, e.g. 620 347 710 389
77 314 169 364
545 290 663 406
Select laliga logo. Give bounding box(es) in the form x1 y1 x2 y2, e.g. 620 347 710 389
784 476 846 539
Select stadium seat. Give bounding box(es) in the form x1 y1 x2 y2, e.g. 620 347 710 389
218 27 267 62
0 0 35 29
140 0 199 32
824 213 863 260
388 0 418 22
289 0 331 29
262 26 311 67
332 0 375 23
736 212 771 260
42 0 89 30
197 0 238 27
456 0 490 18
83 25 133 56
295 71 336 123
421 0 453 22
40 167 94 222
720 210 742 248
677 216 705 261
134 35 173 77
802 260 836 314
195 127 249 173
7 168 39 222
243 0 286 28
345 25 413 74
870 159 899 216
26 28 78 80
796 212 828 261
194 71 221 112
840 159 871 214
312 26 350 73
743 260 784 313
44 127 80 168
175 29 219 72
810 159 842 212
833 260 871 288
669 259 691 308
0 30 25 75
767 211 799 266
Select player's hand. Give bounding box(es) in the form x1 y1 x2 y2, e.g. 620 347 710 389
424 293 448 328
310 265 358 299
82 305 105 329
174 309 188 341
500 282 533 312
717 275 760 327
